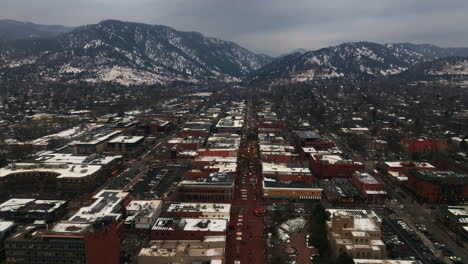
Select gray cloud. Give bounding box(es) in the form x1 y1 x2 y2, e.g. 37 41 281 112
1 0 468 55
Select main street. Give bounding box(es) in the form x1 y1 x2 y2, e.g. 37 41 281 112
225 92 271 264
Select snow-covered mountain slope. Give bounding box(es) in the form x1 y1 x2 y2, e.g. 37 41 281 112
252 42 468 83
397 57 468 80
0 20 272 85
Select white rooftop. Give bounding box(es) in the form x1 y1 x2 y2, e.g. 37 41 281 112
262 162 311 175
36 152 121 165
166 203 231 214
69 189 129 221
108 135 144 144
0 163 102 179
126 200 162 217
0 221 14 233
152 218 227 232
50 221 91 234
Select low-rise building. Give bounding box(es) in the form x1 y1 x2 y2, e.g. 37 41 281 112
178 173 234 201
151 218 227 240
0 198 67 223
309 154 364 179
164 203 231 221
0 221 14 260
351 172 386 202
262 162 314 184
70 131 121 155
440 205 468 238
69 189 130 222
5 217 120 264
0 163 105 195
262 177 322 200
107 136 145 156
327 209 386 259
138 236 226 264
125 200 163 229
403 170 468 203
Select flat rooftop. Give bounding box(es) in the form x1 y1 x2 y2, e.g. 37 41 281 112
50 221 92 234
36 152 121 165
126 200 162 218
108 135 144 144
384 161 435 169
71 131 121 146
0 221 14 233
152 217 227 232
166 203 231 214
0 163 102 179
295 130 322 140
262 162 312 175
0 198 66 213
69 189 129 221
353 172 381 185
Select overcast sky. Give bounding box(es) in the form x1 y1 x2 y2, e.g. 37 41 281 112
2 0 468 56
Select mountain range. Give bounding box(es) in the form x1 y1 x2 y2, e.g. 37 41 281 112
0 19 73 41
252 42 468 83
0 19 467 86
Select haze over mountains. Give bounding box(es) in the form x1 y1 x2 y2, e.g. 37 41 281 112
0 19 73 41
1 19 467 86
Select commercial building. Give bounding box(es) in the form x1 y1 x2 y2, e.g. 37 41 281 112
440 205 468 238
260 145 298 163
351 172 386 202
0 198 67 223
262 162 314 184
137 236 226 264
0 163 105 195
353 260 417 264
327 209 386 259
215 117 243 134
107 136 145 156
178 173 234 201
403 170 468 203
5 217 120 264
309 154 364 179
69 189 130 222
70 131 121 155
151 218 227 240
320 178 361 203
196 148 238 158
262 177 322 200
381 161 435 183
294 131 335 150
125 200 163 229
400 138 442 159
164 203 231 221
0 221 14 260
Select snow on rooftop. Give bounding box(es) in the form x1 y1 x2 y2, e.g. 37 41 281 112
0 221 14 232
108 135 144 144
50 221 91 234
69 189 128 222
0 163 102 179
166 203 231 214
36 153 121 165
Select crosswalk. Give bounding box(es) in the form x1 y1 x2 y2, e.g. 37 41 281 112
241 189 248 200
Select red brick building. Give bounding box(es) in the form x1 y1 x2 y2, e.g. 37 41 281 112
401 138 441 159
403 169 468 203
294 131 335 150
196 148 238 158
262 162 314 184
5 218 121 264
309 155 364 179
351 172 386 201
